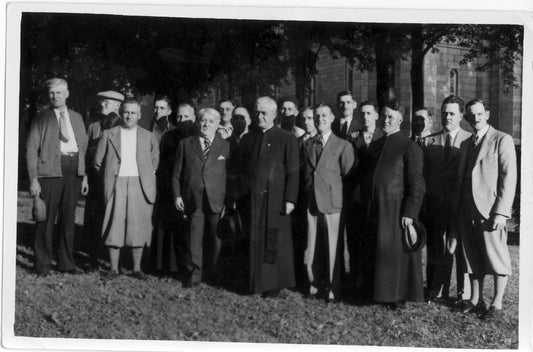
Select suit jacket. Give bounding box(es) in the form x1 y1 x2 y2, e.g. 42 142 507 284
172 135 230 214
94 126 159 204
26 108 88 180
303 133 355 214
423 128 472 214
332 116 360 142
454 125 517 219
86 112 121 173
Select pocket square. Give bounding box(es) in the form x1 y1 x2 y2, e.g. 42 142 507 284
217 155 226 160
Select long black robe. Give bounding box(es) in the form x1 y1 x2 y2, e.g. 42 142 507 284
370 131 425 303
237 126 300 293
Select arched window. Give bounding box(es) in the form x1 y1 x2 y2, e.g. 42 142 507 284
449 69 459 95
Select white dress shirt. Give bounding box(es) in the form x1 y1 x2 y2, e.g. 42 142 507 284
118 127 139 176
54 108 78 153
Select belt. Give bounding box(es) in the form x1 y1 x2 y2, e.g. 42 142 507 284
61 152 79 157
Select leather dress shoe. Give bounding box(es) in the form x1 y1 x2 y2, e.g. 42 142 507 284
183 278 200 288
385 301 406 310
132 270 149 281
480 306 503 321
102 270 120 280
427 296 449 306
59 267 84 275
261 289 281 298
453 301 487 314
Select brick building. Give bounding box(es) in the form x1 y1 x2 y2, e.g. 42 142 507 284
277 43 522 144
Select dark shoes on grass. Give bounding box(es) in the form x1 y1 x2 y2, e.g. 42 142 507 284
132 270 149 281
480 306 503 321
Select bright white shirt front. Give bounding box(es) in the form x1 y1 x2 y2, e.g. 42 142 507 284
118 127 139 176
54 108 78 153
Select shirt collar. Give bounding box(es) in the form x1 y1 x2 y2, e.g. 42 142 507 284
200 135 215 144
319 129 333 144
475 124 490 140
444 128 459 141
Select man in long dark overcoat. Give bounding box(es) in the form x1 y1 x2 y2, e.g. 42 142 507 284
369 102 425 308
236 96 300 297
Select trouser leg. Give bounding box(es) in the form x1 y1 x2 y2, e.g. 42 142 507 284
34 177 62 273
57 156 81 271
188 207 205 283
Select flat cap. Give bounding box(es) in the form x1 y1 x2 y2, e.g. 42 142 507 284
97 90 124 102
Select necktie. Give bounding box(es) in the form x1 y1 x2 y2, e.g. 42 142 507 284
473 134 480 147
203 138 211 159
315 138 324 161
444 133 451 161
340 121 348 138
59 111 70 142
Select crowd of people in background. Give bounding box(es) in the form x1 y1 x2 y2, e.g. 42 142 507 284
25 77 517 321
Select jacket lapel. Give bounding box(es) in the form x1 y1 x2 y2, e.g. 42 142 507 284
205 135 222 165
306 136 317 168
316 134 335 168
475 125 495 166
191 136 204 161
109 128 121 160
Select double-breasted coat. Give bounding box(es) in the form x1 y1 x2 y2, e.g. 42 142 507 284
236 126 300 293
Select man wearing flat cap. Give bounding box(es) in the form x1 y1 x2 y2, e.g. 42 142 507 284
84 90 124 266
26 78 89 276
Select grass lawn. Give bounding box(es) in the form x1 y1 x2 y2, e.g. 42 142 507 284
13 191 519 348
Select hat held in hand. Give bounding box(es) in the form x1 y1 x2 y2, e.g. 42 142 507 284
32 194 46 222
402 220 426 252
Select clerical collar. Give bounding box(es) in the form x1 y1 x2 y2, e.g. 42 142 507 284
386 129 400 137
261 124 274 133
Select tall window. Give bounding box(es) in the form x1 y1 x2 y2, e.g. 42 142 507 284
449 69 459 95
305 74 317 106
346 61 354 91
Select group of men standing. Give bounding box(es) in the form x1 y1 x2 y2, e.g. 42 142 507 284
26 78 517 321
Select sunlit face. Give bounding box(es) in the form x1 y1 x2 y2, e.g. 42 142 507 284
466 102 490 132
48 83 69 109
302 108 316 134
314 106 335 133
382 107 402 135
177 105 195 122
360 104 379 129
219 102 235 123
154 100 172 120
255 100 276 130
198 112 220 139
281 102 298 117
121 103 141 129
441 103 462 133
337 94 357 118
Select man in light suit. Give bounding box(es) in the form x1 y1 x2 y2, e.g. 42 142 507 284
422 95 471 304
451 99 517 321
94 99 159 280
173 108 230 287
302 103 355 302
26 78 89 276
332 90 360 142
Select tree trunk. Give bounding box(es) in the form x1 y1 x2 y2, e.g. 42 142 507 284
410 25 425 111
375 44 396 110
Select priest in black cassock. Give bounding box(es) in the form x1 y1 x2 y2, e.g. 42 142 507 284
235 96 300 298
369 102 425 309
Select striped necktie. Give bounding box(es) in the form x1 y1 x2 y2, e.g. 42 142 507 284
315 138 324 161
59 111 70 142
203 138 211 159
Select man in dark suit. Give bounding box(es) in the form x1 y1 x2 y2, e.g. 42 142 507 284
347 101 384 300
94 99 159 280
422 95 471 304
153 103 198 274
26 78 89 276
84 90 124 267
369 102 425 309
412 108 433 145
302 103 354 302
151 95 176 144
172 108 230 287
332 90 360 142
236 96 300 298
451 99 517 321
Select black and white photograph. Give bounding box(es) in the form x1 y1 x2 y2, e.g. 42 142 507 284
2 1 533 351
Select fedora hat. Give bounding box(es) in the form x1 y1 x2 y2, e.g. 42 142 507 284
402 220 426 252
32 194 46 223
217 207 243 241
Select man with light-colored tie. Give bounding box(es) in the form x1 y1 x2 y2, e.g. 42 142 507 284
26 78 89 276
302 103 355 302
333 90 360 142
